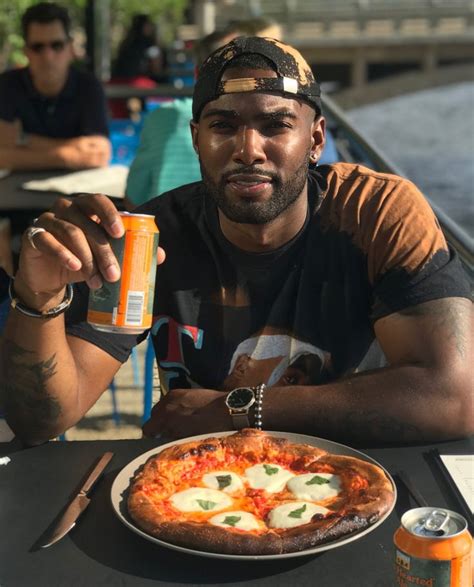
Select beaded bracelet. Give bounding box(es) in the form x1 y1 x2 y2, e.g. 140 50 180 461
253 383 266 430
9 279 74 319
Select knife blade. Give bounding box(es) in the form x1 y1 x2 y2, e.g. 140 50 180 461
40 451 114 548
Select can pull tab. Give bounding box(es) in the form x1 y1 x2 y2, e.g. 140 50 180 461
424 509 449 533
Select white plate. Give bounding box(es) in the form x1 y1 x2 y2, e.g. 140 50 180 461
111 431 396 560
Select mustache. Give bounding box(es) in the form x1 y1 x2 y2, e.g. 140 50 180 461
221 166 278 182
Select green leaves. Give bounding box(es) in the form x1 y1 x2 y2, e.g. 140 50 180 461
196 499 217 511
216 475 232 490
288 504 307 519
306 475 330 486
222 515 241 527
263 464 279 476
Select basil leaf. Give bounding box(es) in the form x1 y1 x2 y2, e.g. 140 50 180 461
306 475 330 486
196 499 217 510
216 474 232 490
288 504 307 519
263 464 279 476
223 515 241 527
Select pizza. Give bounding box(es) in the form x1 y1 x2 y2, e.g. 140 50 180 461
127 429 395 555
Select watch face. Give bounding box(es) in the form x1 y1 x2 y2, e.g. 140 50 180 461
227 387 254 409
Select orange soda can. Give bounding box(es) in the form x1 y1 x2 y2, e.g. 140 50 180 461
87 212 159 334
394 507 472 587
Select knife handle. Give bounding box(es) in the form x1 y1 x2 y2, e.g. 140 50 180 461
80 451 114 495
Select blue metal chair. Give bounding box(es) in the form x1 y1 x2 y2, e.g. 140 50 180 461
142 336 155 423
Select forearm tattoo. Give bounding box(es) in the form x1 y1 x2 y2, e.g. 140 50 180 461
1 341 61 431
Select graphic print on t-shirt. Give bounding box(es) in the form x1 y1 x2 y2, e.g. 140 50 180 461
222 331 332 390
152 312 332 394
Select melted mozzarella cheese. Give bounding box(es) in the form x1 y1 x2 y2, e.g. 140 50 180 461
267 502 330 529
245 463 295 493
170 488 232 512
287 473 341 501
209 511 262 532
202 471 244 494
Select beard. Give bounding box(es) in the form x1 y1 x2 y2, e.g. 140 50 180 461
200 151 310 225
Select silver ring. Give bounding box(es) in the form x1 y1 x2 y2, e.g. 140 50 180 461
26 226 47 251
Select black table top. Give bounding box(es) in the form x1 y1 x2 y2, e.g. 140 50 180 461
0 436 472 587
0 170 65 211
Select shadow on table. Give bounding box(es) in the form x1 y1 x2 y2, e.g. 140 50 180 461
69 469 319 584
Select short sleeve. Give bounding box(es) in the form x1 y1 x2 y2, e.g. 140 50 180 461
65 282 146 362
318 164 471 322
362 179 470 320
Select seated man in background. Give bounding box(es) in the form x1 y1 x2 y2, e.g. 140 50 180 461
1 38 471 447
0 2 110 170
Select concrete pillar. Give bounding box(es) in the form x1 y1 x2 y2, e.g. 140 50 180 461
422 45 437 74
195 0 216 37
351 49 367 90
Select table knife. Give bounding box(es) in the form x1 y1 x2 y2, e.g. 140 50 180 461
40 451 114 548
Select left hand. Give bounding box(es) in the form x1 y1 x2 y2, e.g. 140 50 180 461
142 388 232 439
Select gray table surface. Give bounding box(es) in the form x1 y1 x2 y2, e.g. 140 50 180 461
0 436 472 587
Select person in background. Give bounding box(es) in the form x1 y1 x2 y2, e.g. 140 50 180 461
0 2 110 171
2 37 471 447
109 14 166 119
125 18 294 209
112 14 165 82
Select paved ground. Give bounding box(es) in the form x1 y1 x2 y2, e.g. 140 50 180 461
66 342 159 440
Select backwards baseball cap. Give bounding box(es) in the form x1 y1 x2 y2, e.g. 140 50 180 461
192 36 321 121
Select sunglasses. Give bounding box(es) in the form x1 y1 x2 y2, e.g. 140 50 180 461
27 39 69 54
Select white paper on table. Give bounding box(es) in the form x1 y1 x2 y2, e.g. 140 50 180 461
22 165 129 198
438 454 474 514
0 169 10 179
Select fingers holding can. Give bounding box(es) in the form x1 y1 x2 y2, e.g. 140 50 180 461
51 195 124 284
22 219 82 272
66 193 125 238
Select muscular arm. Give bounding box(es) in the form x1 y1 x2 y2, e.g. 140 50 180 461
144 297 473 444
1 311 121 445
265 297 472 443
0 195 127 444
0 135 111 170
0 121 111 170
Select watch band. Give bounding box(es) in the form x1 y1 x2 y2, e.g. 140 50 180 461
230 412 250 429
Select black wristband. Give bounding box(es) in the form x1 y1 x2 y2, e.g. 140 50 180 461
9 279 73 319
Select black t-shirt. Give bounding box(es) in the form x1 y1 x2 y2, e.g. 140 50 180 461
66 163 470 393
0 66 108 138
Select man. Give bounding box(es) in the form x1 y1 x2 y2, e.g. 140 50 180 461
0 2 110 170
1 37 471 446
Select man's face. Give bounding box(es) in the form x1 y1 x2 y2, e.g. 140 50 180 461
191 67 325 225
24 21 73 88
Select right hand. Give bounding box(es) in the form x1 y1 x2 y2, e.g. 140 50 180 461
16 194 165 308
16 194 124 303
